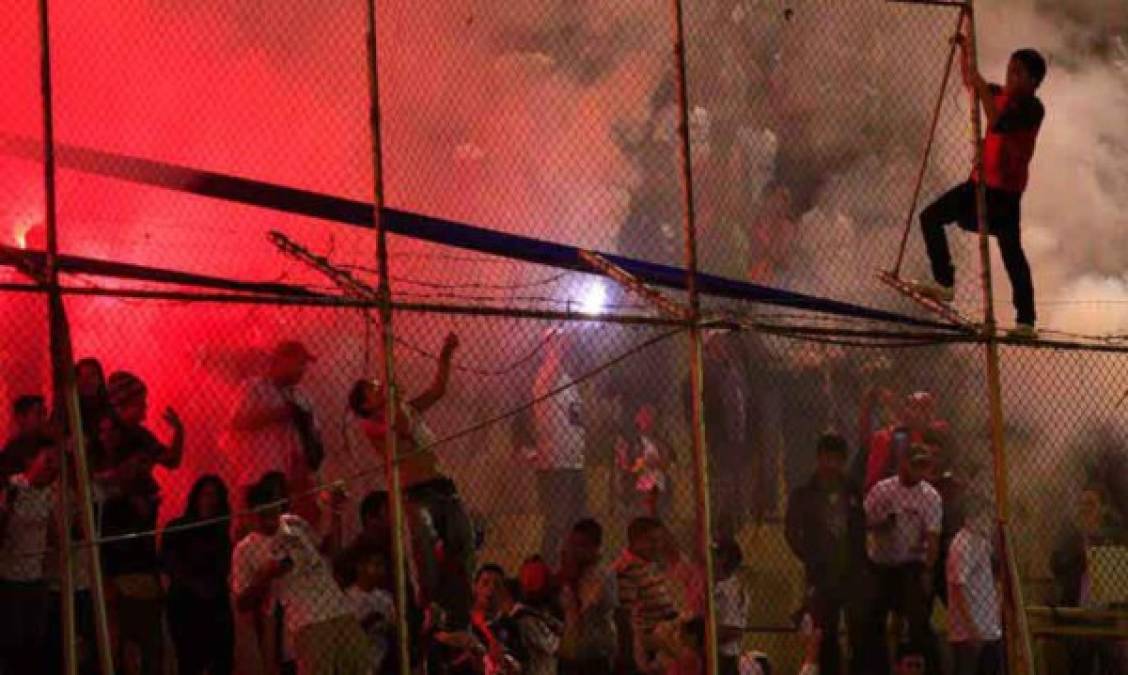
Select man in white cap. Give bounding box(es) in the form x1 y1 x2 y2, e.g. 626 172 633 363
230 340 324 522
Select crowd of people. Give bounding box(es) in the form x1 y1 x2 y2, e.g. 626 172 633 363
785 390 1127 675
0 332 1124 675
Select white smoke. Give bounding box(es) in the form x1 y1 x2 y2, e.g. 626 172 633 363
977 0 1128 335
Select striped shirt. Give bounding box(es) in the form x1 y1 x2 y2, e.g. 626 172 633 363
613 549 677 636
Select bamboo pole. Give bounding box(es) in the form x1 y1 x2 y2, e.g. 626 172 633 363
362 4 412 674
667 3 720 674
36 1 115 673
964 6 1035 673
35 1 76 671
892 9 966 278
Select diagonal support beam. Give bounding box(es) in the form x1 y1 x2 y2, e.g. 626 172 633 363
578 249 691 321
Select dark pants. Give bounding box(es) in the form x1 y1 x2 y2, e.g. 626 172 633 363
117 593 165 675
46 589 97 675
405 477 476 629
810 584 867 675
0 579 49 675
951 640 1004 675
920 181 1035 325
167 588 234 675
861 562 941 675
536 468 588 567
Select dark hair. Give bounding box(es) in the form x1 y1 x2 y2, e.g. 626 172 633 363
571 518 603 547
921 428 948 450
715 537 744 573
6 433 56 470
627 516 663 544
75 357 107 383
681 617 707 651
335 540 387 587
1012 49 1047 88
183 474 231 521
353 541 387 567
475 563 505 583
13 395 45 418
360 490 389 523
246 471 288 509
348 379 375 418
816 432 848 456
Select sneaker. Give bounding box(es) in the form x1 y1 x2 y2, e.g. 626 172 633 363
1006 323 1038 340
908 280 955 303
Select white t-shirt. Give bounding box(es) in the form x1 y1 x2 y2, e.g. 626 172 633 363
864 477 942 565
532 369 585 471
635 436 668 493
0 475 56 581
715 575 750 657
348 585 395 671
231 515 353 634
228 378 320 488
946 527 1001 643
511 604 560 675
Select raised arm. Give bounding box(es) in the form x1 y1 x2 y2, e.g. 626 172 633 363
955 33 1000 128
157 407 184 469
409 333 459 413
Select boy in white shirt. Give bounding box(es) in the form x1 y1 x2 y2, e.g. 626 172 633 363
946 503 1003 675
232 472 370 675
713 539 750 675
0 435 59 674
347 544 396 674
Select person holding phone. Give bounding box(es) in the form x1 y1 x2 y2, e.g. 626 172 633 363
232 472 369 675
862 447 943 675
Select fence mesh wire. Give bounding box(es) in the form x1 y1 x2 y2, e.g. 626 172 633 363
1 1 1127 675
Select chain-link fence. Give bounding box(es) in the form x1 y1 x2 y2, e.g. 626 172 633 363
2 1 1128 675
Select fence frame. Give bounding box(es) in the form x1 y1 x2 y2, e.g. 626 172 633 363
15 2 1128 674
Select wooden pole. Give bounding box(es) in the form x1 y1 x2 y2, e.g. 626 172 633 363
37 1 115 673
35 2 75 671
892 9 966 278
964 6 1035 672
668 3 720 674
362 4 412 674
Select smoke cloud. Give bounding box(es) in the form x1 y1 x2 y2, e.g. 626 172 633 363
1 0 1125 551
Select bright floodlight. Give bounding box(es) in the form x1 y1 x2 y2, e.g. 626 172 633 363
578 280 607 315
